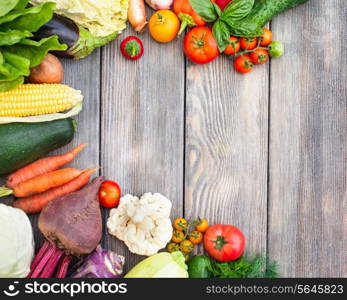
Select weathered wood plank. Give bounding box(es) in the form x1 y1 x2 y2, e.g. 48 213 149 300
185 55 269 255
268 0 346 277
29 50 102 251
100 22 185 270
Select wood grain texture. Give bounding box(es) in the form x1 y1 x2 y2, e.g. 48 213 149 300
100 21 185 271
1 2 346 278
268 0 347 277
29 50 102 251
185 55 269 255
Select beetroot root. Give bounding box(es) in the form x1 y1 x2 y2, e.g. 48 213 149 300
38 176 104 256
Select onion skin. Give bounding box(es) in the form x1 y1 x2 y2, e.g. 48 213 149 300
145 0 173 10
128 0 147 32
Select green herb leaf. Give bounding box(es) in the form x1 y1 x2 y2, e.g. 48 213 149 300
0 0 22 18
212 20 230 52
0 0 66 92
226 19 263 37
0 50 30 80
0 29 32 46
1 2 55 32
208 255 280 278
5 36 67 67
0 76 23 92
221 0 254 21
14 0 29 10
189 0 219 22
212 2 222 17
225 0 309 37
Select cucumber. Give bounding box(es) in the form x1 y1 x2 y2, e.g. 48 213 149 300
188 255 212 278
0 118 77 175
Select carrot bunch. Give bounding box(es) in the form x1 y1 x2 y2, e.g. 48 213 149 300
0 144 98 214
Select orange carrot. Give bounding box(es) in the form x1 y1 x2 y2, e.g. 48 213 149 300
12 168 98 214
13 168 82 197
6 144 86 189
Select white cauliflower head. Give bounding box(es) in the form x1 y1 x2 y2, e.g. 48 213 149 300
107 193 173 256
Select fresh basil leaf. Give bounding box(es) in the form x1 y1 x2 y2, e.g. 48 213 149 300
212 20 230 52
221 0 255 21
189 0 218 22
226 20 263 37
212 2 222 17
2 2 55 32
0 0 21 18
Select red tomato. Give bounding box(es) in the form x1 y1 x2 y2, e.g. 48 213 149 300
250 48 269 65
204 224 245 262
260 28 272 46
240 37 258 50
184 26 219 64
224 36 240 55
98 181 121 208
234 55 253 74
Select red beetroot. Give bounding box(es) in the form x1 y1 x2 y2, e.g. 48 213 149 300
29 177 104 278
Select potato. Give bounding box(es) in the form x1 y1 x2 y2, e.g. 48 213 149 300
28 53 64 84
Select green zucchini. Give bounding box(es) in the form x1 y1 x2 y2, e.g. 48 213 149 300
0 118 77 175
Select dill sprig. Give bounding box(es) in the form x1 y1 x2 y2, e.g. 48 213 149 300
208 255 280 278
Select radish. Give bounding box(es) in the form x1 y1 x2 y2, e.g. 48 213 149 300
29 177 104 278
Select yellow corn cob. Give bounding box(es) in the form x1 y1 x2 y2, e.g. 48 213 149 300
0 84 83 117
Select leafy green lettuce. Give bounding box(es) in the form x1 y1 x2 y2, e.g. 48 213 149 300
0 0 67 92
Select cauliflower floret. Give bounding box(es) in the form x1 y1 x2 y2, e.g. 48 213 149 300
107 193 173 256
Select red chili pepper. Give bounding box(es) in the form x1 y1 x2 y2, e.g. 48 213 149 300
120 36 144 60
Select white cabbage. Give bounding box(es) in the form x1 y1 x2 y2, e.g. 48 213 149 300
0 204 34 278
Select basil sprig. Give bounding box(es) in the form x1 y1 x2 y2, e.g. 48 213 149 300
221 0 255 21
189 0 220 22
190 0 260 52
212 20 230 52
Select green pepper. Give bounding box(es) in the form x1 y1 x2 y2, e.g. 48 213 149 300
188 255 212 278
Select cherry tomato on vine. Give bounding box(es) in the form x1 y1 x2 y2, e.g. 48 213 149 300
250 48 269 65
269 41 284 58
180 240 194 253
167 242 180 253
98 181 121 208
260 28 272 46
234 55 253 74
184 26 219 64
195 218 209 232
189 230 203 244
240 37 258 50
224 36 240 56
173 217 188 231
172 230 185 243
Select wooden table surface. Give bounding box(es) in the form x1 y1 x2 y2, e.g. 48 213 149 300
2 1 346 277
